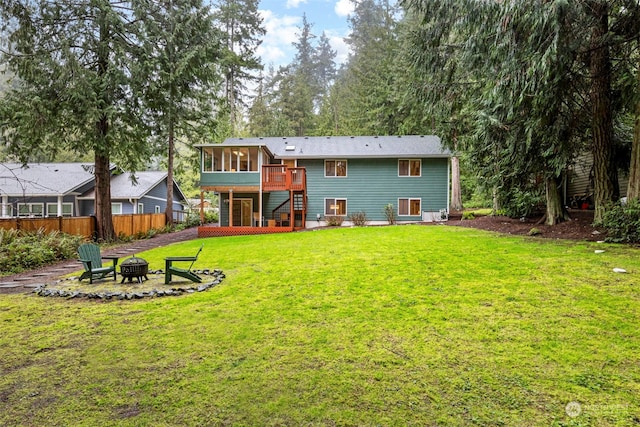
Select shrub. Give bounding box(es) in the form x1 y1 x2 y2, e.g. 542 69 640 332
325 215 344 226
0 229 84 275
597 199 640 243
349 211 368 227
462 211 475 220
383 204 396 225
501 188 544 219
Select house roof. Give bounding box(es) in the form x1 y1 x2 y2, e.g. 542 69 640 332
197 135 450 159
80 171 187 202
0 163 98 197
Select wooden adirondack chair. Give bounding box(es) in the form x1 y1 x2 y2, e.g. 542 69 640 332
78 243 119 284
164 244 204 284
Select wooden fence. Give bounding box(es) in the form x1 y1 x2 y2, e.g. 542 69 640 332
0 213 166 239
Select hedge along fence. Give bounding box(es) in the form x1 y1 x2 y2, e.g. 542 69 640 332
0 213 166 239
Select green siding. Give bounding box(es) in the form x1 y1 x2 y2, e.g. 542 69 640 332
200 171 259 187
300 158 448 221
209 158 449 225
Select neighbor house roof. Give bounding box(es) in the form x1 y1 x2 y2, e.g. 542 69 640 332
80 171 186 202
197 135 450 159
0 163 100 197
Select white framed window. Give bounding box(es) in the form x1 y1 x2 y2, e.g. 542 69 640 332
325 198 347 216
202 146 259 172
325 160 347 177
17 203 44 217
155 205 161 213
111 203 123 215
137 203 144 214
398 198 421 216
46 203 73 217
399 159 421 177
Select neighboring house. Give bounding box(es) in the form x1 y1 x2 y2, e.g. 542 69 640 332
0 163 112 218
0 164 186 219
79 171 187 220
196 135 451 230
566 153 628 209
186 198 215 212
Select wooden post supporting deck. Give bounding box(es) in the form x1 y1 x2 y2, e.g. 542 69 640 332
228 190 233 228
200 191 205 224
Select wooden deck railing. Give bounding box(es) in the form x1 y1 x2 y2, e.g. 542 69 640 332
262 165 306 191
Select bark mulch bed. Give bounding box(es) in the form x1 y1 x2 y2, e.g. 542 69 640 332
447 209 604 241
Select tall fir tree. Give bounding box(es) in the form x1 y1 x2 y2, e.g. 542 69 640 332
133 0 222 225
213 0 265 135
0 0 151 240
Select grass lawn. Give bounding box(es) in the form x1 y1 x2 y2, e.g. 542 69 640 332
0 225 639 426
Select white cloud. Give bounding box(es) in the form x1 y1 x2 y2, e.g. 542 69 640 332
286 0 307 8
334 0 354 17
257 8 351 68
258 9 302 67
328 33 349 65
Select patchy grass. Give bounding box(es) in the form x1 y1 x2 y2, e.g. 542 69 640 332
1 225 639 426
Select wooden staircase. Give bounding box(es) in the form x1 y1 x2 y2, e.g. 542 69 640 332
263 165 307 230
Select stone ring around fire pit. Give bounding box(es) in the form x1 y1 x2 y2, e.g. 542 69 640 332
120 256 149 283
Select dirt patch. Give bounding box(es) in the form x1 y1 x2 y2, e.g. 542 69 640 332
447 209 604 241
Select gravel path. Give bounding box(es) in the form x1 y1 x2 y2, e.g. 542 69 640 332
0 227 199 295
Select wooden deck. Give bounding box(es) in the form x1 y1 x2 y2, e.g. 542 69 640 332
198 225 294 237
262 165 306 192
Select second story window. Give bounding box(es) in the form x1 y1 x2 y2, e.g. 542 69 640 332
399 159 421 177
203 147 259 172
325 160 347 177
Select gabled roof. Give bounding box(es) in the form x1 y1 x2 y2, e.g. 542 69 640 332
81 171 187 202
202 135 450 159
0 163 99 197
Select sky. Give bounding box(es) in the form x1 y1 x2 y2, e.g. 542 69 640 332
257 0 355 69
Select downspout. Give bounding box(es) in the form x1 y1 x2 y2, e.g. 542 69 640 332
57 195 63 217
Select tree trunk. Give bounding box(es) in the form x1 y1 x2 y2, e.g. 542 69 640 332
545 175 568 225
627 66 640 201
450 155 463 211
166 122 175 227
94 151 115 241
449 135 463 211
94 15 115 241
589 1 615 222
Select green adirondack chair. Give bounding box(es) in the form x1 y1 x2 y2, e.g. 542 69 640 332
164 244 204 284
78 243 119 284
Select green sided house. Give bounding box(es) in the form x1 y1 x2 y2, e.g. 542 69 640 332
196 135 451 236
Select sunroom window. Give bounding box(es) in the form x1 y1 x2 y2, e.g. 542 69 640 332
202 146 259 172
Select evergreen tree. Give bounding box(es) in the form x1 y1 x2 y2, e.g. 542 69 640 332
133 0 222 225
212 0 265 135
402 0 640 222
0 0 150 240
335 0 401 134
